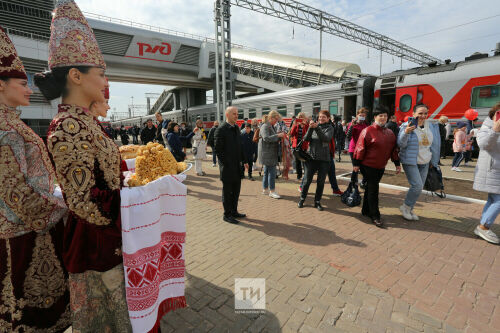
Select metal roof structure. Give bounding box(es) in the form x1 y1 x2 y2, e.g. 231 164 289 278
230 0 443 65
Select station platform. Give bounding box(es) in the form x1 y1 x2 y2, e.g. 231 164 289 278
157 157 499 332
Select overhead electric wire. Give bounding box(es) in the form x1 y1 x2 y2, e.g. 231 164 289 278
349 0 412 21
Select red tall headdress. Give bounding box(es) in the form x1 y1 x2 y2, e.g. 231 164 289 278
0 26 27 79
48 0 106 69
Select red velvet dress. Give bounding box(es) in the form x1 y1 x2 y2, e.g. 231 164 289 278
0 104 71 332
47 104 132 332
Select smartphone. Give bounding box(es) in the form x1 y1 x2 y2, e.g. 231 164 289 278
408 117 418 127
312 114 318 122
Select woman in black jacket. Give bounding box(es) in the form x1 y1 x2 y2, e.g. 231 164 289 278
298 110 334 211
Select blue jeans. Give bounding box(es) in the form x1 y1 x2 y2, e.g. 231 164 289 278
403 163 429 208
452 152 464 167
480 193 500 228
262 165 276 191
328 157 340 191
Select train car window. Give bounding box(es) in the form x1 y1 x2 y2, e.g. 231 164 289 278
210 113 216 121
471 85 500 108
262 107 270 115
238 109 244 119
399 94 412 112
294 104 301 116
203 114 208 121
313 102 321 116
416 92 423 103
277 105 287 117
248 108 257 119
329 100 338 115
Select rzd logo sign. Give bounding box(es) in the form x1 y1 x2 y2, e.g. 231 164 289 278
137 42 172 56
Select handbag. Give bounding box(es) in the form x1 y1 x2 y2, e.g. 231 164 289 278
424 165 446 198
292 139 312 162
341 172 362 207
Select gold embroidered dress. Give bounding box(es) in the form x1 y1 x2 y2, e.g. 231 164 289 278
0 104 71 332
47 104 131 333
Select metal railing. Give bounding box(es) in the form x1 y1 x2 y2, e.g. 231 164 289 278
83 11 256 50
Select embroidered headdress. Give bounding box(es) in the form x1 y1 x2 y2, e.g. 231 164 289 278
48 0 106 69
0 26 27 79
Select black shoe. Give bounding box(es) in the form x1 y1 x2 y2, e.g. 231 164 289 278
372 218 383 228
223 216 239 224
248 176 255 181
233 212 246 218
438 162 443 166
298 199 305 208
314 202 323 211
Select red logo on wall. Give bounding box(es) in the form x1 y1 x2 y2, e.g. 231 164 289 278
137 42 172 57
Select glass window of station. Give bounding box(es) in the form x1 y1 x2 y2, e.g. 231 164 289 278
203 113 208 121
329 100 338 115
262 107 270 115
471 85 500 108
238 109 244 119
277 105 287 117
294 104 301 116
210 113 215 121
248 108 257 119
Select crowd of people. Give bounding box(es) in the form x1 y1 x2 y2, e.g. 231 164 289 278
209 103 500 246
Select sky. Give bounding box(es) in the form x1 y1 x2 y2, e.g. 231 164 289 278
75 0 500 120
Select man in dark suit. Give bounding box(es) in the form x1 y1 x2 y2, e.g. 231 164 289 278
215 107 248 224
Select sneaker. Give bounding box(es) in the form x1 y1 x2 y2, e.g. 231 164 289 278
262 189 268 195
269 192 281 199
464 162 469 167
454 167 462 172
332 189 343 196
474 226 500 244
410 209 419 221
399 204 413 221
451 167 456 171
212 163 216 167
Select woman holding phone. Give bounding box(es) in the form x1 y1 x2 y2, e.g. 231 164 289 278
472 102 500 244
397 104 441 221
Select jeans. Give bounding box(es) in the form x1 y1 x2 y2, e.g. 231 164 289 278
246 160 254 178
403 163 429 208
360 165 385 219
295 159 303 179
452 152 464 167
262 165 277 191
301 160 329 202
480 193 500 228
328 157 340 191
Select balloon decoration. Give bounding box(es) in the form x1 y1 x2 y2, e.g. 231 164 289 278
464 108 478 121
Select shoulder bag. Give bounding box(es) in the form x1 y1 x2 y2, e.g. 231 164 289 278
292 139 312 162
341 172 362 207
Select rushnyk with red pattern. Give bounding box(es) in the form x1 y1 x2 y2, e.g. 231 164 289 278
120 173 187 333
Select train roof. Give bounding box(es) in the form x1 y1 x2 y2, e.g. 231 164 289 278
379 53 500 79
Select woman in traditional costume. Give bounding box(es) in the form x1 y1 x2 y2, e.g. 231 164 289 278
34 1 132 332
0 26 71 332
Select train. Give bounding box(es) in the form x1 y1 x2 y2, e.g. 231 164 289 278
111 50 500 129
